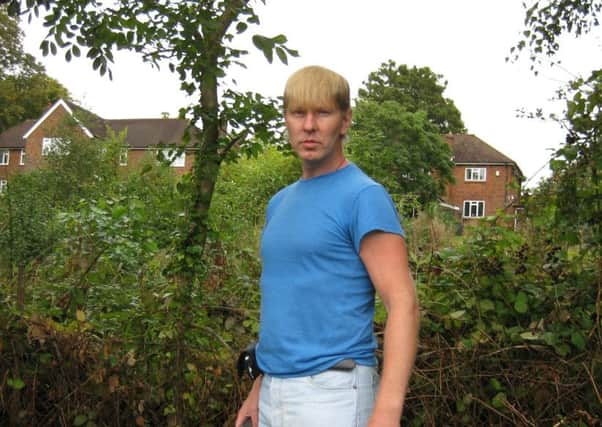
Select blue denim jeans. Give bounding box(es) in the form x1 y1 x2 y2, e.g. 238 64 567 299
259 365 379 427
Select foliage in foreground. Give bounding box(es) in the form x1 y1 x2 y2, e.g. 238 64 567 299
1 144 600 425
405 209 600 426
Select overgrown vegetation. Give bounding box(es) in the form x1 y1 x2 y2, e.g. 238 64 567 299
1 137 600 425
1 1 600 425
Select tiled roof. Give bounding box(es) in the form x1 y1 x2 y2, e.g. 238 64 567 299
445 134 515 164
445 133 523 179
66 100 108 137
105 118 197 148
0 120 36 148
0 99 198 149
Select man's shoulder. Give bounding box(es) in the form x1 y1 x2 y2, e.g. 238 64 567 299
344 164 384 193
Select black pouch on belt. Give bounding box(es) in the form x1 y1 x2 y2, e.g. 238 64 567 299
237 341 263 380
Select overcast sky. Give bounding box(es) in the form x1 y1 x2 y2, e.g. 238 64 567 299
20 1 601 187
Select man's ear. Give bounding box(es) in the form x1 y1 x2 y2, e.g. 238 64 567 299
342 108 352 133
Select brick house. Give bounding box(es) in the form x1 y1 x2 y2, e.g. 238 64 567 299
2 100 523 223
0 99 197 190
442 133 523 222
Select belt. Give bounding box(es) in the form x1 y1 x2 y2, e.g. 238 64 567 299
329 359 356 371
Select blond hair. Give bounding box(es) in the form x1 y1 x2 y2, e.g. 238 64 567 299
283 66 350 112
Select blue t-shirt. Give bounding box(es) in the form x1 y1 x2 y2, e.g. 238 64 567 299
256 163 404 377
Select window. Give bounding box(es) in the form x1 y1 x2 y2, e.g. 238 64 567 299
20 149 26 165
465 167 486 181
0 179 7 193
42 137 63 155
463 201 485 218
161 149 186 168
119 149 128 166
0 150 9 165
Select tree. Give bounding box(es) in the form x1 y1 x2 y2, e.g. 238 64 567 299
512 1 601 350
0 72 70 132
7 0 295 265
512 1 602 253
5 1 297 422
348 100 454 209
0 6 70 132
0 5 42 77
510 0 602 71
357 60 466 134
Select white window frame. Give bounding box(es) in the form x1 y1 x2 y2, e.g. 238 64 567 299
465 167 486 182
463 200 485 218
161 149 186 168
0 150 9 165
42 137 62 156
0 179 7 193
20 149 26 165
119 148 128 166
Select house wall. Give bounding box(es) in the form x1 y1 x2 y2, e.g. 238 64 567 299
1 105 195 185
0 149 26 181
22 104 74 172
121 150 194 175
445 164 519 218
0 105 72 183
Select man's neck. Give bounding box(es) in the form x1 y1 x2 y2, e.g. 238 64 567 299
301 155 348 179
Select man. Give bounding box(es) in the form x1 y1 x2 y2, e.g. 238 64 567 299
235 65 419 427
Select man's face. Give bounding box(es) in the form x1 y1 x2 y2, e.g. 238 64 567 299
284 102 352 165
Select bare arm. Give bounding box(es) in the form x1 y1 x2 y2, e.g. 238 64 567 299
359 231 419 426
235 376 262 427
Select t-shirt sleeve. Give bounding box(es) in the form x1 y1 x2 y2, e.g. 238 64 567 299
351 184 405 253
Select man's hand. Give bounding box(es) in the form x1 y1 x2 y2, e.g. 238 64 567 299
235 376 262 427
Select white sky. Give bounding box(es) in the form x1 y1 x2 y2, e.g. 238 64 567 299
20 1 601 188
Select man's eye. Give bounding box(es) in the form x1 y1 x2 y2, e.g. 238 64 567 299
317 110 331 117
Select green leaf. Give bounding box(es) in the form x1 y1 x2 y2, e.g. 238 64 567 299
111 205 128 219
236 22 248 34
73 414 88 426
554 343 571 357
275 47 288 65
490 378 504 391
251 34 266 50
520 331 540 340
514 291 528 313
272 34 287 44
92 56 102 70
491 392 507 409
479 299 495 312
252 35 274 63
7 378 25 390
448 310 466 320
40 40 49 56
571 332 586 350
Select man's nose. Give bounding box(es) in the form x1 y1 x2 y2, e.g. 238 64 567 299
302 112 317 131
